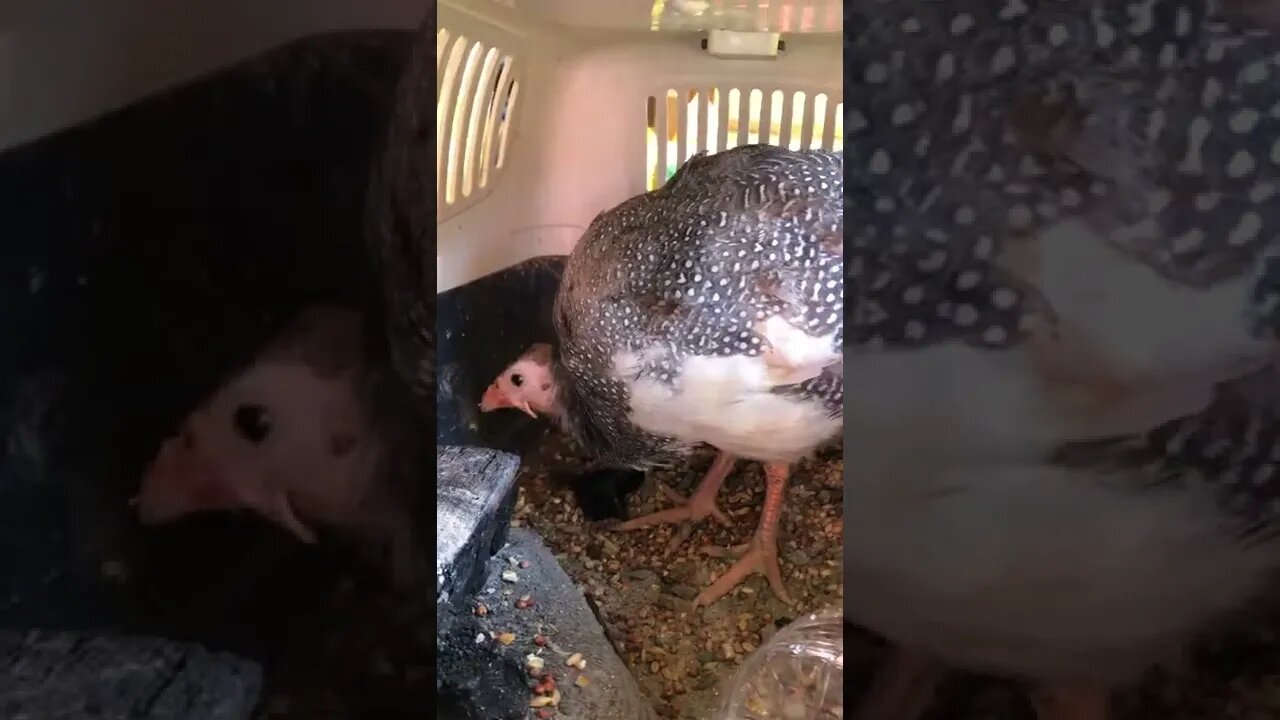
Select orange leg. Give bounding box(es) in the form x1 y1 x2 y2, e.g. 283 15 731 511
1033 681 1112 720
853 646 941 720
616 450 735 555
694 462 792 607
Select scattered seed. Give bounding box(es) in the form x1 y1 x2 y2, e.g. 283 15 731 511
566 653 584 668
527 654 545 673
575 674 590 688
516 595 535 609
513 440 844 717
501 570 519 583
497 632 516 646
534 634 548 646
535 710 553 719
474 603 488 616
520 560 531 569
530 695 556 708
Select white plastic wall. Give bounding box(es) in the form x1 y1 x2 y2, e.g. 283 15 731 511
0 0 425 152
436 0 842 293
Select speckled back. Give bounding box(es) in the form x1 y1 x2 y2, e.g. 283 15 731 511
844 0 1280 352
553 145 843 466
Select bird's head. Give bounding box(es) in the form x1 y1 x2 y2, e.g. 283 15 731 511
133 307 371 545
480 343 558 419
133 364 321 544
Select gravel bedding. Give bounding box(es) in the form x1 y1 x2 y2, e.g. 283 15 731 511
512 432 843 720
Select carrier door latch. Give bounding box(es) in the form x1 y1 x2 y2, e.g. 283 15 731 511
701 29 783 59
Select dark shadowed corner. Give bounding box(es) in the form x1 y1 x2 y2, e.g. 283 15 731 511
0 9 458 719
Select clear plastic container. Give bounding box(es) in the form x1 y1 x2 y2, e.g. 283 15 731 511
713 606 844 720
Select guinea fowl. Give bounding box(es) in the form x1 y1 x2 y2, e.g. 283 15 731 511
480 144 843 608
840 1 1280 719
133 306 417 580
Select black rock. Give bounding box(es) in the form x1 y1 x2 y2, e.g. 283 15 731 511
0 629 262 719
435 446 521 608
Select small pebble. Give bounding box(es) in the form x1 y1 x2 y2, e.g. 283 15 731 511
667 584 698 600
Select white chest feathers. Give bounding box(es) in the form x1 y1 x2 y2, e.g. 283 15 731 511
844 218 1273 463
613 344 841 463
1032 218 1268 385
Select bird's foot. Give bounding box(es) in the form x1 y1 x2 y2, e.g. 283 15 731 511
852 646 940 720
614 451 737 556
614 482 731 556
695 531 792 607
1032 682 1112 720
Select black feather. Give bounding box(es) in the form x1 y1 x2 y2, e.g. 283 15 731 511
564 468 645 522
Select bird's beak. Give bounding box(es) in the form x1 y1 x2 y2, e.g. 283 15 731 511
256 489 318 544
479 384 537 418
133 441 240 524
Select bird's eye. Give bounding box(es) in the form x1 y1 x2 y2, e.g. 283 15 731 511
511 373 524 387
233 403 272 444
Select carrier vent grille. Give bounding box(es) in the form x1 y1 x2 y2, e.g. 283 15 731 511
437 28 520 214
645 87 842 190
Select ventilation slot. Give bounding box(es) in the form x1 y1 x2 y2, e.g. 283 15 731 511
645 88 842 191
437 28 520 215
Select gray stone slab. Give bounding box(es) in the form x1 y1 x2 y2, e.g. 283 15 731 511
0 629 262 719
436 445 521 607
470 528 656 720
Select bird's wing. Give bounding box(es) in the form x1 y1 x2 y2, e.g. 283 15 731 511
845 0 1280 357
547 148 844 464
576 147 844 389
1051 362 1280 543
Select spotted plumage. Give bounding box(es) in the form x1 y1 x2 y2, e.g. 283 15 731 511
1053 363 1280 544
845 0 1280 352
553 144 843 468
841 2 1280 717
